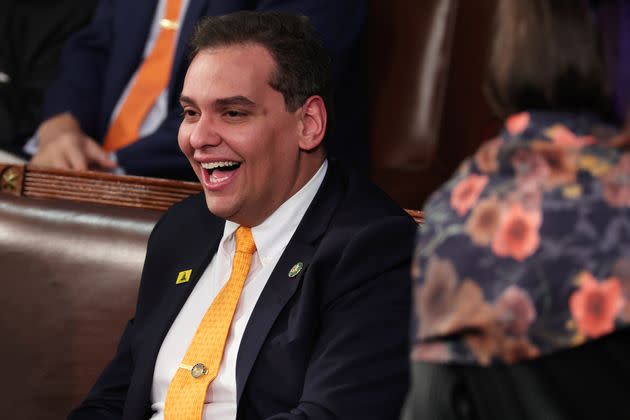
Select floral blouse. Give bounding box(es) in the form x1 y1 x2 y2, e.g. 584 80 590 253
412 111 630 365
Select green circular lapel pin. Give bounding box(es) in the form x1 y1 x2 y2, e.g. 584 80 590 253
288 262 304 278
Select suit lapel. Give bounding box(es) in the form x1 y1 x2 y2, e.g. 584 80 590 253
234 243 313 404
145 234 220 354
132 201 225 410
235 163 347 403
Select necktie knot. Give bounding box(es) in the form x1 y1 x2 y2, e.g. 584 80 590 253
235 227 256 255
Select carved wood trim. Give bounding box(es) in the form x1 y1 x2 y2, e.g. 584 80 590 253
405 209 424 225
0 164 25 196
0 165 202 211
0 164 423 222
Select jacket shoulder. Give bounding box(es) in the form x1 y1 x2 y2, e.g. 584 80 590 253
148 192 220 244
334 171 415 228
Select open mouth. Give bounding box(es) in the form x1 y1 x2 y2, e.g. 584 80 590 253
200 161 241 185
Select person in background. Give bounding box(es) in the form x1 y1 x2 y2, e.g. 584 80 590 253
29 0 369 180
594 0 630 123
402 0 630 419
0 0 98 161
68 11 415 419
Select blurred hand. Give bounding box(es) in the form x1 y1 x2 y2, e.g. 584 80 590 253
31 112 118 171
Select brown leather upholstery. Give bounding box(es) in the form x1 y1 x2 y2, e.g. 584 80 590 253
0 196 159 420
370 0 498 208
370 0 457 171
0 165 201 420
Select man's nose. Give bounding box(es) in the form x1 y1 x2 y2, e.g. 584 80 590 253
189 115 222 149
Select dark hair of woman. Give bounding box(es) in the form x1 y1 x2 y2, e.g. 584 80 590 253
485 0 613 120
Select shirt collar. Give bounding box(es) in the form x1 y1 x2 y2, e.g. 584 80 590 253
221 160 328 266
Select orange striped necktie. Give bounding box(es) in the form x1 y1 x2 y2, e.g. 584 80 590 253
164 227 257 420
102 0 183 152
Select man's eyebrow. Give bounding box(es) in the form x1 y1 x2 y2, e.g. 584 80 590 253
179 95 195 105
214 96 257 109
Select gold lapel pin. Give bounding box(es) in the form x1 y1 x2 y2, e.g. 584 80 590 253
176 269 192 284
288 262 303 278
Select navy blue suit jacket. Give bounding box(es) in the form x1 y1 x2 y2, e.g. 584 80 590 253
41 0 368 180
68 162 416 419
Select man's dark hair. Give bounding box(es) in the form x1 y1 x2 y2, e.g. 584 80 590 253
485 0 612 120
189 11 332 115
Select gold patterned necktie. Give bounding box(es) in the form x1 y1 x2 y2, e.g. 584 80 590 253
164 226 256 419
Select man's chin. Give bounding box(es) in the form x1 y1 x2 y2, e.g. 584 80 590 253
204 194 236 220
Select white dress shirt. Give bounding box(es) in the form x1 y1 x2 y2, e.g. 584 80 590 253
150 160 328 420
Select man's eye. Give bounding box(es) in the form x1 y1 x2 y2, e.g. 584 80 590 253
182 109 198 118
225 110 246 118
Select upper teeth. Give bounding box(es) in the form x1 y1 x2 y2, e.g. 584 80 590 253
201 161 239 170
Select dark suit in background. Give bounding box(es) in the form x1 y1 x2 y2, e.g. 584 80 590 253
0 0 98 158
40 0 369 179
68 162 416 419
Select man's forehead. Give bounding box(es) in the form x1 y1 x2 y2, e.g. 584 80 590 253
182 44 277 99
193 43 276 73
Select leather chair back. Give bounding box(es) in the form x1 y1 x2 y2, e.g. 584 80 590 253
370 0 498 208
0 165 201 420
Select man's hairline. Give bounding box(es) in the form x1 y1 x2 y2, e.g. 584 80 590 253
191 41 307 113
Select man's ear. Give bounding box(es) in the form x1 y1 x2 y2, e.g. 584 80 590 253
297 96 327 151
